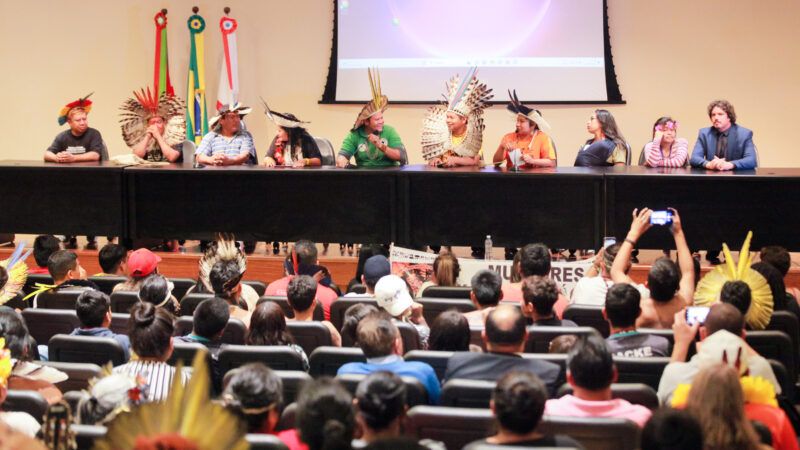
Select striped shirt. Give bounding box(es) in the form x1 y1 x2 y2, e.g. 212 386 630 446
113 360 191 402
195 130 256 163
644 137 688 168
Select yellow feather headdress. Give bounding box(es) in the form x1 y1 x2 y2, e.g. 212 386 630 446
353 68 389 130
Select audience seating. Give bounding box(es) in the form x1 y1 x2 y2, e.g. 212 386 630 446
218 345 306 374
405 350 454 381
89 276 127 296
48 334 127 366
23 274 53 296
276 402 297 431
109 312 129 335
178 293 215 317
562 305 610 338
109 291 140 313
613 357 670 392
5 293 28 311
636 328 682 356
417 298 476 324
174 317 247 345
521 353 568 374
556 383 660 410
397 321 422 352
406 405 494 450
308 346 365 377
745 330 796 382
286 322 333 355
274 370 312 404
767 359 795 403
168 342 211 367
441 379 495 408
242 280 267 297
39 361 102 393
525 326 600 353
336 373 429 406
470 326 485 350
258 296 324 321
73 424 108 450
4 390 48 423
329 297 376 330
348 283 367 295
313 136 336 166
538 415 641 450
170 278 198 301
36 288 86 310
420 286 472 299
21 308 80 346
766 310 800 371
63 390 88 417
246 434 290 450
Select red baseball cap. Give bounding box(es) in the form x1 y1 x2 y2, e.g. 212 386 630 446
127 249 161 277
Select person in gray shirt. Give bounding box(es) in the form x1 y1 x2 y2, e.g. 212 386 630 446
604 283 669 358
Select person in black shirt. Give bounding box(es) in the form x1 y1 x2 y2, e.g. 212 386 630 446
45 94 103 163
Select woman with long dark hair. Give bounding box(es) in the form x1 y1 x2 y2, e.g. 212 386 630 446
262 104 322 168
247 302 309 371
643 116 689 167
574 109 628 167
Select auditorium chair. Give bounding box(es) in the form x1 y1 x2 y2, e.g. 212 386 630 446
109 312 129 335
272 370 312 404
521 353 568 374
766 310 799 371
49 334 127 366
562 305 610 337
470 326 485 350
308 346 365 377
4 390 48 423
745 330 796 382
441 379 495 408
397 321 422 352
276 402 297 431
336 373 429 406
767 359 795 403
72 424 107 450
63 391 88 417
420 286 472 299
557 383 660 410
247 434 290 450
218 345 306 374
170 278 198 301
525 326 600 353
313 136 336 166
637 328 682 356
329 297 377 330
109 291 139 313
406 405 494 450
417 297 476 324
23 274 53 296
242 280 267 297
181 140 196 166
167 341 211 368
39 361 102 393
286 322 332 355
257 296 324 321
173 317 247 345
178 292 214 317
538 415 640 450
21 308 80 346
405 350 454 381
36 288 86 310
89 276 127 296
4 293 27 311
613 357 670 392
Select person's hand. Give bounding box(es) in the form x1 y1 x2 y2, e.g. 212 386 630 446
56 151 75 163
409 302 424 323
706 157 722 170
427 158 440 167
146 125 160 137
718 160 735 171
212 153 226 166
293 159 306 168
312 269 325 283
654 129 664 141
262 156 276 168
522 154 536 165
627 208 653 241
672 309 699 348
668 207 683 234
367 134 382 148
336 155 349 168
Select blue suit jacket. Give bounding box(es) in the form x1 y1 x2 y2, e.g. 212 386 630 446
690 124 757 170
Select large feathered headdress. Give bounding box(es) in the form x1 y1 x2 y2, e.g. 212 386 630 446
260 98 310 129
198 234 247 294
421 68 493 160
353 68 389 130
119 88 186 148
58 92 93 126
507 89 550 132
94 350 248 450
694 232 773 330
0 242 31 305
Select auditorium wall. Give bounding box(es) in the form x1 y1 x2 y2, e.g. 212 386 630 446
1 0 797 166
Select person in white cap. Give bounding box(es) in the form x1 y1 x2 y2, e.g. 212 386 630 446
374 274 430 348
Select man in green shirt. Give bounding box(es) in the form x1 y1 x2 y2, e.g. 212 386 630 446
336 69 406 168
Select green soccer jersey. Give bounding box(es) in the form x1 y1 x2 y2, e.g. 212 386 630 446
339 125 404 167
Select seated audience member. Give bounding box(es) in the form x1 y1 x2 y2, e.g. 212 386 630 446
523 276 578 327
464 269 502 326
265 240 339 319
347 244 389 293
549 334 579 354
682 365 772 450
640 409 704 450
751 261 800 320
604 284 669 357
71 290 131 360
30 234 60 274
759 245 800 303
572 243 639 305
247 302 309 371
341 303 379 346
337 312 440 404
296 378 356 450
112 248 161 293
573 109 628 167
114 303 190 402
138 273 181 316
429 310 476 352
643 116 689 168
346 255 391 298
720 280 752 318
612 208 694 329
0 339 39 437
416 253 460 298
545 334 652 427
374 275 430 348
354 371 408 446
671 364 798 450
464 371 584 449
96 243 127 276
286 275 341 346
33 249 98 307
175 298 229 391
443 305 562 396
503 243 568 317
207 260 256 327
657 303 780 403
76 372 143 425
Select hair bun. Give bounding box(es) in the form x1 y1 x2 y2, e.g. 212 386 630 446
132 303 156 328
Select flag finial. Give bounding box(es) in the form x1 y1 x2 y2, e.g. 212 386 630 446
192 6 199 13
224 6 231 15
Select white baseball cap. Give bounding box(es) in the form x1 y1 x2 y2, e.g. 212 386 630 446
374 275 413 317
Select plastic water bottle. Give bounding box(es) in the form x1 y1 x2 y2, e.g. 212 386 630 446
484 235 493 260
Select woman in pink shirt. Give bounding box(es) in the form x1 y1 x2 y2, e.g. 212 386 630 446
643 117 688 168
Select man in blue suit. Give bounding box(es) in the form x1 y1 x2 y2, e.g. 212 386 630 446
690 99 757 170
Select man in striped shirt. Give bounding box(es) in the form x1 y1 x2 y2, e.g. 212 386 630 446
195 103 256 166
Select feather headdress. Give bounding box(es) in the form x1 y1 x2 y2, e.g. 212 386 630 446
260 98 310 129
506 89 550 132
694 231 773 329
421 68 493 160
0 242 31 305
119 88 186 148
94 349 248 450
353 68 389 130
209 102 252 129
198 234 247 294
57 92 93 126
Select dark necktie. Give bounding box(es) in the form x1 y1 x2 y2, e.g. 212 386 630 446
716 132 728 159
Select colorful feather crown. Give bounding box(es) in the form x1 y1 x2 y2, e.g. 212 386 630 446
58 92 93 126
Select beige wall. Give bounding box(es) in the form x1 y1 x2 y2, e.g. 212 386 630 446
2 0 798 166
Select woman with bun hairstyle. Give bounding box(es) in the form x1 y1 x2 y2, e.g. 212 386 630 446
113 303 189 402
296 378 354 450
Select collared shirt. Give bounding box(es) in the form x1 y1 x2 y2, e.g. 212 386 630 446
195 130 256 163
339 125 404 167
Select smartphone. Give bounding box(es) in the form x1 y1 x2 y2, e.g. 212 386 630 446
685 306 710 325
603 237 616 248
650 210 673 226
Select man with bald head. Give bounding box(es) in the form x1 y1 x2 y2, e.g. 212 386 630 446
443 304 563 396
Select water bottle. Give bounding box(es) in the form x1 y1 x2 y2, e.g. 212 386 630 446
484 235 493 260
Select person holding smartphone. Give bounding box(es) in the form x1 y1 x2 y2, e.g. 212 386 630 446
611 207 695 329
